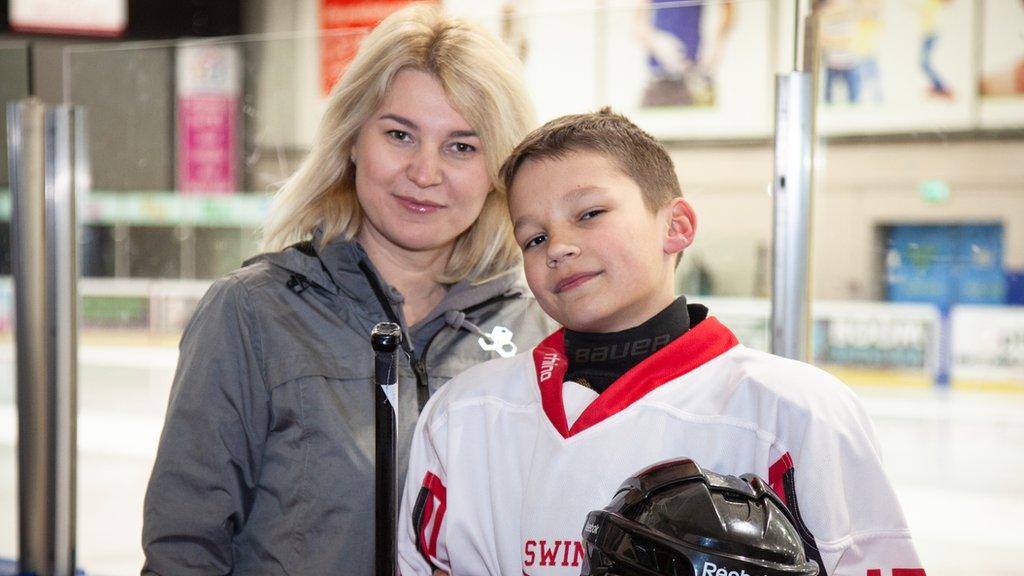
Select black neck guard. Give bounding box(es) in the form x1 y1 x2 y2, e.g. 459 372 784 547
564 297 692 394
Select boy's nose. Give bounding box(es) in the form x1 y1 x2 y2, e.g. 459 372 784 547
546 240 580 269
407 148 443 188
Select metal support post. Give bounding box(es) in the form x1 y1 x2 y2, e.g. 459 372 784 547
770 0 819 361
771 73 814 361
8 99 82 576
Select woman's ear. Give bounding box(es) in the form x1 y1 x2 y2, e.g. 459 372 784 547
663 197 697 255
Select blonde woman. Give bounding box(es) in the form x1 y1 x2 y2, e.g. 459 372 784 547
142 5 552 574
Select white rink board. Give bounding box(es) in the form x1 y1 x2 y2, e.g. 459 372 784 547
952 305 1024 381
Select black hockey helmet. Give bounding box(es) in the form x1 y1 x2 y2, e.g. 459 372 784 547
580 458 820 576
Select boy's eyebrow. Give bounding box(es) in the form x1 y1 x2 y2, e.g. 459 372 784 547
511 186 608 234
378 113 478 139
512 215 536 235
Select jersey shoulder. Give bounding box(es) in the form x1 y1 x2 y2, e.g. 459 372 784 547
714 344 869 428
423 351 540 418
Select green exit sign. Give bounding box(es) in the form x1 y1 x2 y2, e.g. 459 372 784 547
919 180 950 204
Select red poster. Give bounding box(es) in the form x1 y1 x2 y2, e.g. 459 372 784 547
319 0 432 96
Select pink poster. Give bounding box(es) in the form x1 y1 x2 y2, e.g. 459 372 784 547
176 44 241 194
177 96 238 194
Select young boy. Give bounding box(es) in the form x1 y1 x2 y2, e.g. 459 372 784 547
397 110 924 576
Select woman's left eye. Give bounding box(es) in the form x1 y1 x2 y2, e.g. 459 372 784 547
450 142 477 154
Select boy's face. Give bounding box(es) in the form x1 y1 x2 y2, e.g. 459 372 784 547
509 151 694 333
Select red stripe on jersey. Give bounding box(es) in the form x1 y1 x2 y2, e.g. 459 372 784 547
532 332 571 436
532 317 739 438
419 472 448 559
867 571 881 576
768 452 795 506
893 570 927 575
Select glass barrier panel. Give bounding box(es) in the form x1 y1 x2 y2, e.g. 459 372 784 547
62 29 361 573
811 0 1024 572
44 1 1023 573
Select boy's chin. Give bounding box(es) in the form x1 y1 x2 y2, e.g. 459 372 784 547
558 314 620 334
546 299 643 334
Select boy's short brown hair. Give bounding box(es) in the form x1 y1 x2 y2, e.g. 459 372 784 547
499 108 682 212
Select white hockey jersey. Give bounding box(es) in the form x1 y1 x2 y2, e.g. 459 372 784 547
398 317 925 576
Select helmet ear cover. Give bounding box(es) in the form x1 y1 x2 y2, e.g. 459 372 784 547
580 459 820 576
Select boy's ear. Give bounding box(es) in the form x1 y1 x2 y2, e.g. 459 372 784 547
663 197 696 255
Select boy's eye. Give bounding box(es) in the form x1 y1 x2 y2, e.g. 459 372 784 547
523 234 546 250
387 129 412 142
580 208 605 221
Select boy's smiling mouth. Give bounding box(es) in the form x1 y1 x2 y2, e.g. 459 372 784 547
554 271 602 294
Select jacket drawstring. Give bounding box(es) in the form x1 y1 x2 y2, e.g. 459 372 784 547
444 310 489 341
444 310 518 358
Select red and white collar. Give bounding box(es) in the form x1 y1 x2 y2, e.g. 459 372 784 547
531 317 739 438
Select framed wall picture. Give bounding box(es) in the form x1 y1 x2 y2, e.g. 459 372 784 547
815 0 976 135
444 0 602 123
978 0 1024 128
601 0 774 139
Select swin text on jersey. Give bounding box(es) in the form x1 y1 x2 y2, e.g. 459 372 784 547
523 539 585 568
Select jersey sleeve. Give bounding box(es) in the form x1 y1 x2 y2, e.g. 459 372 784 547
769 383 926 576
398 390 452 575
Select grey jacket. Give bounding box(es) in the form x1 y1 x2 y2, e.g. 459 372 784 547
142 238 554 575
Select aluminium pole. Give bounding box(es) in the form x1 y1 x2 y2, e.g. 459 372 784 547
770 1 819 362
45 104 80 576
8 99 81 576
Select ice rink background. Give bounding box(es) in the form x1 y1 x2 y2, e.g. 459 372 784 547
0 337 1021 576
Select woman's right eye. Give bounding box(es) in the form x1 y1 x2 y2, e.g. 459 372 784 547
524 234 546 250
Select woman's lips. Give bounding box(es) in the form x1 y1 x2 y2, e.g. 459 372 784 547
554 271 601 294
395 194 444 214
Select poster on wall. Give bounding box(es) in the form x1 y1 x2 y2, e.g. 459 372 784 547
815 0 975 134
176 43 242 195
320 0 430 97
9 0 126 36
978 0 1024 128
443 0 601 124
602 0 773 139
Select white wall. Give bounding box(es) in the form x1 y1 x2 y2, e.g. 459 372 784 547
672 139 1024 299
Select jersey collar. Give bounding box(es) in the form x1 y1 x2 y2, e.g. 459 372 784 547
532 316 739 438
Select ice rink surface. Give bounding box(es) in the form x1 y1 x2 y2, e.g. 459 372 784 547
1 342 1022 575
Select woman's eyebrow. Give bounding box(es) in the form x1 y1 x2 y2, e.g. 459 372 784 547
379 113 417 130
379 113 478 139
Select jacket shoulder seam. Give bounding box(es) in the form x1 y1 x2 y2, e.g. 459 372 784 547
226 274 269 391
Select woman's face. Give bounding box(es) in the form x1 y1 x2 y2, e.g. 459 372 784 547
352 68 490 260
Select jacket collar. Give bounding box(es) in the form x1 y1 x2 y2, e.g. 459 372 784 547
258 230 527 323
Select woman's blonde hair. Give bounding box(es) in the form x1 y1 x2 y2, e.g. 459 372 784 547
260 3 535 284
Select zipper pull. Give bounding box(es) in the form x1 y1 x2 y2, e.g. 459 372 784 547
286 273 310 294
413 357 430 410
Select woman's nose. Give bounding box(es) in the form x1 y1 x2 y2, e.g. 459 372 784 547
407 148 443 188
